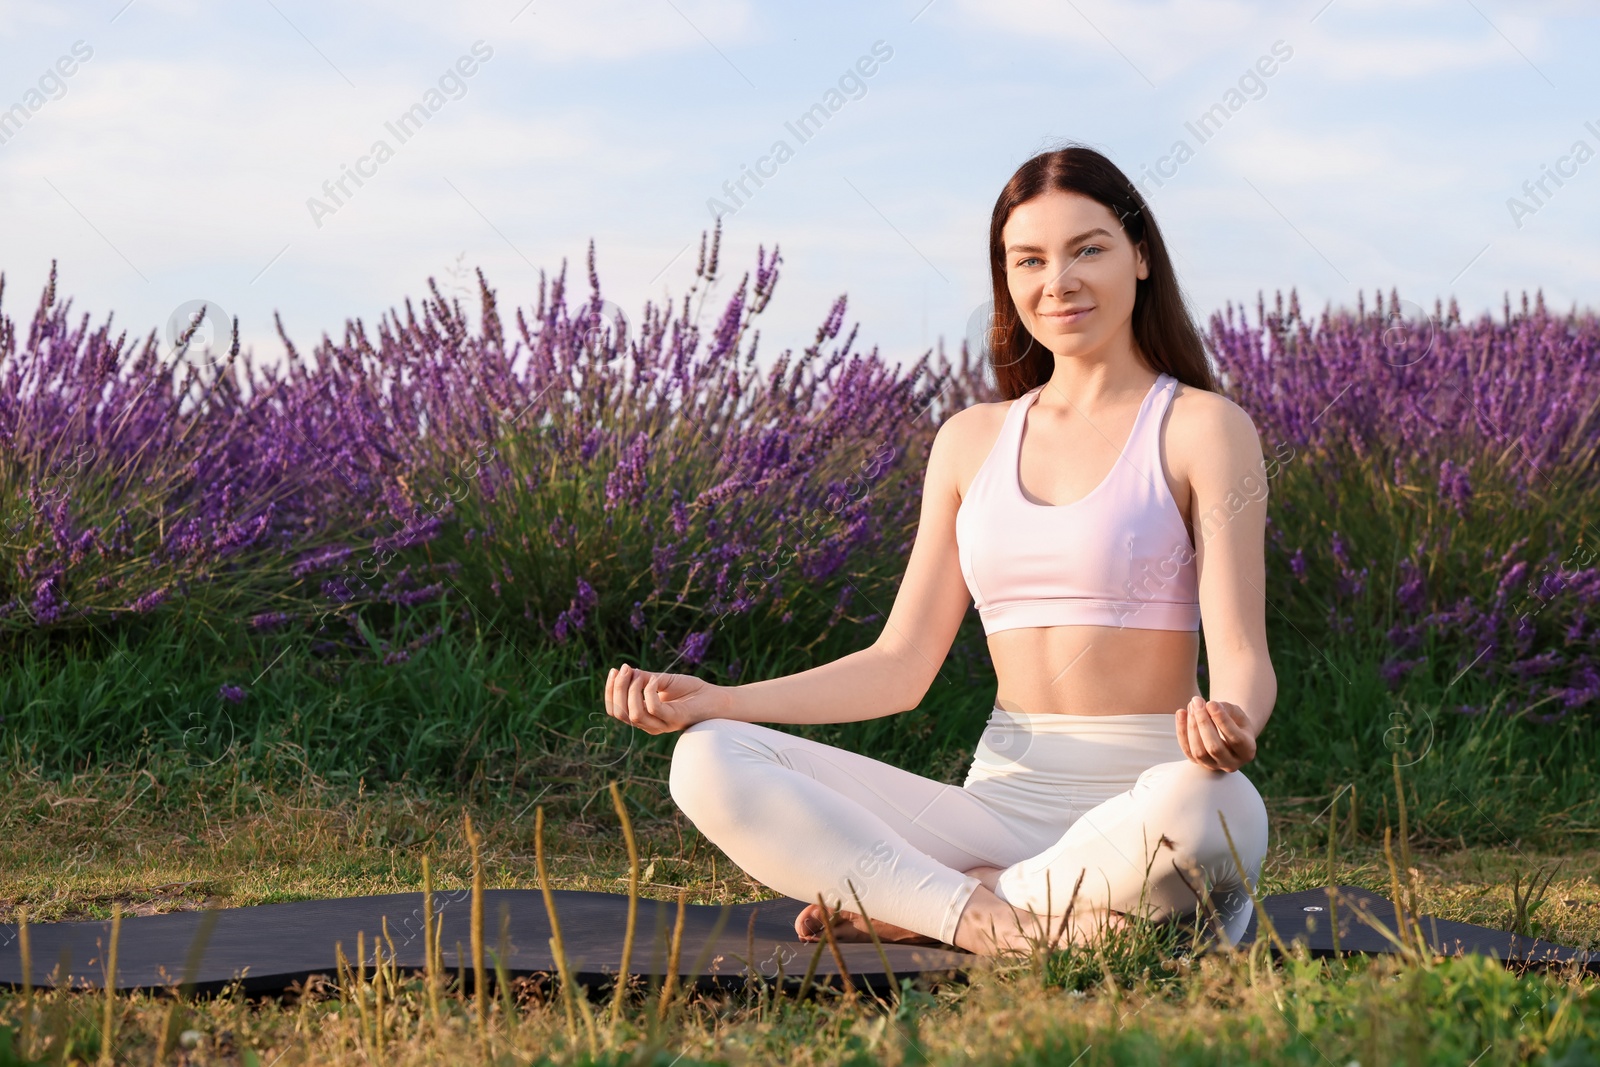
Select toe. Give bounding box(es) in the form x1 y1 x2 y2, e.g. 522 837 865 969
794 904 824 940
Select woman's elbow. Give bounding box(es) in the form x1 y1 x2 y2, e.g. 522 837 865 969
871 640 932 714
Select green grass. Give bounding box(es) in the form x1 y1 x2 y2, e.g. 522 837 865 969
2 744 1599 1066
4 608 1600 1064
4 599 1598 845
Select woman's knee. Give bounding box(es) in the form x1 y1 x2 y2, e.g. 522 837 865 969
1138 761 1268 873
667 718 762 823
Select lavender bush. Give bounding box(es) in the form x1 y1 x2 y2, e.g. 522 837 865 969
4 223 1597 749
0 225 980 685
1210 288 1600 723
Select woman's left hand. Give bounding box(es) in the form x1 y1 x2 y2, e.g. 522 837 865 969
1176 697 1256 772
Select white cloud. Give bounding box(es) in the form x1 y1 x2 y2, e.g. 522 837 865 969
1212 122 1419 185
1294 31 1526 81
347 0 759 64
947 0 1564 87
945 0 1273 85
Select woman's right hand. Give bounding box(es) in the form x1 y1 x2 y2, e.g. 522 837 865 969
604 663 726 735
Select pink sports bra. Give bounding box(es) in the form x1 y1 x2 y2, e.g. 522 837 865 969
955 372 1200 635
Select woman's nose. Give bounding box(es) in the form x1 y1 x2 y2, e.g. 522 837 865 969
1043 269 1077 299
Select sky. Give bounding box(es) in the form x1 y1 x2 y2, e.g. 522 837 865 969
1 0 1597 386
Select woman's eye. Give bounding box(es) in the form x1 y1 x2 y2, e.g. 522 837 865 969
1079 245 1103 256
1018 256 1041 267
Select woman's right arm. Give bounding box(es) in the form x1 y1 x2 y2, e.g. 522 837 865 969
605 409 981 733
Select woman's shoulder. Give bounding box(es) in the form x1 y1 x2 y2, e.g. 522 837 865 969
938 391 1019 447
1167 379 1259 441
932 393 1022 501
1165 379 1264 473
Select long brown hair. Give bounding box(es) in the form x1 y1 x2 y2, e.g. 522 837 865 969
985 143 1216 399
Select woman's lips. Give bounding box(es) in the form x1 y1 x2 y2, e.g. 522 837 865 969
1043 307 1093 323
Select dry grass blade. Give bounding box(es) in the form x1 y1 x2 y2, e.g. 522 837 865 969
494 902 516 1036
422 854 441 1032
815 893 856 1003
18 906 32 1060
1168 858 1223 953
536 806 599 1056
1382 826 1424 962
352 931 372 1050
1326 789 1341 958
150 900 224 1060
464 810 490 1058
683 903 733 981
177 908 222 997
795 917 829 1004
1391 753 1426 955
334 940 351 1008
1338 897 1416 956
373 926 387 1064
1218 811 1290 960
1053 869 1088 952
845 878 898 1007
657 889 689 1023
607 780 640 1035
98 902 122 1067
746 910 758 995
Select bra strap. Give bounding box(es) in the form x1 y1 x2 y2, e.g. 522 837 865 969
1140 373 1177 483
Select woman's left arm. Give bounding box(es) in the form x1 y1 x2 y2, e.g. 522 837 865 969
1174 394 1277 772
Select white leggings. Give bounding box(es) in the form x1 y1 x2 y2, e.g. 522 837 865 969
667 706 1269 947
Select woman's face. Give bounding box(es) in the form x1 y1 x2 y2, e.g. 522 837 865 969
1001 189 1149 360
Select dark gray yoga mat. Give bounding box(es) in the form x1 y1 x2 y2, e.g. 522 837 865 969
2 884 1592 997
0 889 966 998
1237 885 1599 969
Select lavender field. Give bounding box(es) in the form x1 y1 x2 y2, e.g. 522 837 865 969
6 232 1600 1067
2 226 1599 843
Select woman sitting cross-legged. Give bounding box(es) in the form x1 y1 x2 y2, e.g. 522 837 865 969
603 144 1273 957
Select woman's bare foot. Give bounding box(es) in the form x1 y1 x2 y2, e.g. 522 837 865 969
794 903 943 946
952 883 1131 957
792 866 1036 948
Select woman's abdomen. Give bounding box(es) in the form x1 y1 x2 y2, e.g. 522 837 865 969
989 624 1201 717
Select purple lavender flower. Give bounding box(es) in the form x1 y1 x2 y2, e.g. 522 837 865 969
1436 459 1473 517
1379 656 1426 690
604 431 652 512
31 574 67 624
1560 663 1600 708
218 684 247 704
1395 558 1426 616
1329 532 1348 569
550 576 599 643
679 630 713 665
1328 532 1368 598
127 586 168 614
579 426 604 463
1509 650 1562 677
